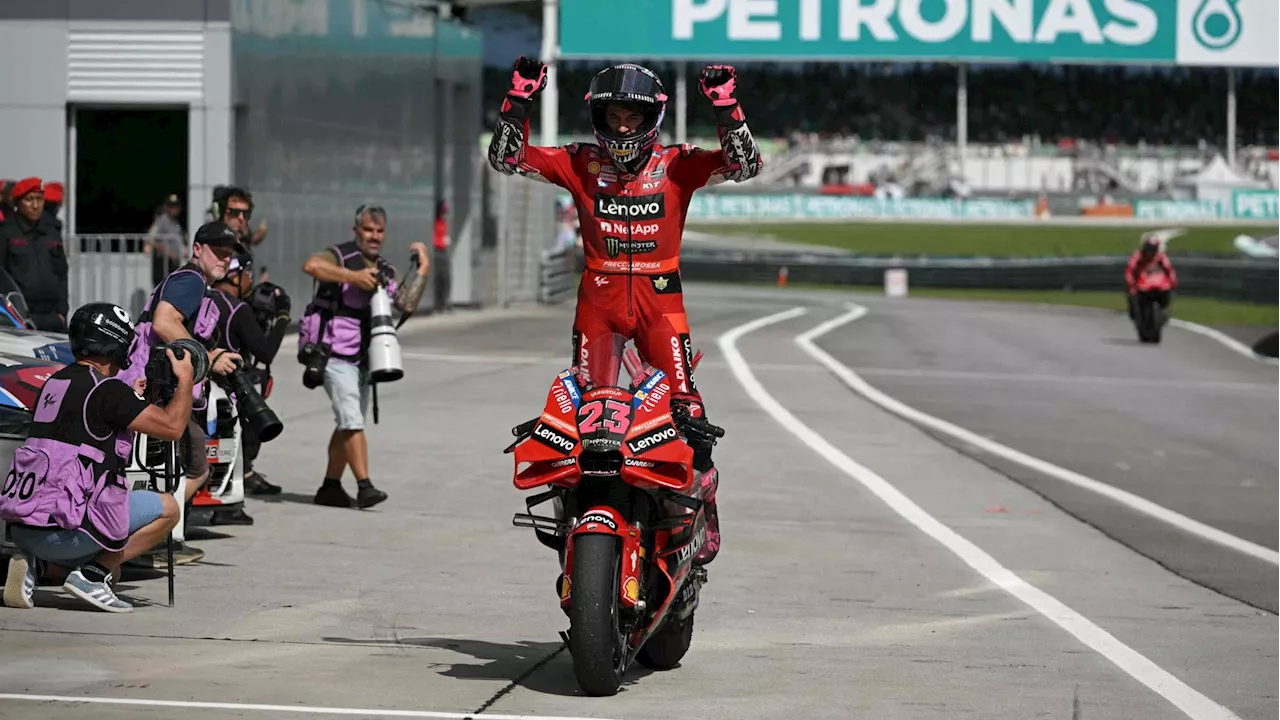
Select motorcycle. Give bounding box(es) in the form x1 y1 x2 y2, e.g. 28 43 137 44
1132 265 1174 344
506 332 724 697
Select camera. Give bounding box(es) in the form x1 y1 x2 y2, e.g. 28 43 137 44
249 281 289 329
145 338 210 406
213 361 284 443
298 341 331 389
367 272 403 384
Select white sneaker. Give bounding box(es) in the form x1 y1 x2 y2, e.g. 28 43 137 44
3 553 36 609
63 568 132 613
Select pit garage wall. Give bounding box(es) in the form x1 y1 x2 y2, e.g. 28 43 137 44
230 0 484 312
0 0 232 237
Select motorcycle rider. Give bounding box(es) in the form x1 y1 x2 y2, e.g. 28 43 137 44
487 57 764 565
1126 233 1178 320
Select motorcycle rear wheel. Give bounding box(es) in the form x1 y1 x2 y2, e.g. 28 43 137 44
636 613 694 670
568 533 628 696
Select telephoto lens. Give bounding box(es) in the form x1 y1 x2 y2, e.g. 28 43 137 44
219 363 284 442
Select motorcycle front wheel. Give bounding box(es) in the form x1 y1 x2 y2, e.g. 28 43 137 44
568 533 628 696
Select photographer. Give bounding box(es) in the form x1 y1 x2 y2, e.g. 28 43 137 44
299 204 428 510
118 220 244 563
1 304 195 613
207 249 290 505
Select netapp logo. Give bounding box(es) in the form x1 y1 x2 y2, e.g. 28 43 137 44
533 424 577 453
627 424 678 454
594 193 666 221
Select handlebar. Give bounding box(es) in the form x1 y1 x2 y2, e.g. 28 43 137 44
682 414 725 438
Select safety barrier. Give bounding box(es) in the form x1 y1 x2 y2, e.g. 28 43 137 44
538 247 582 304
677 249 1279 305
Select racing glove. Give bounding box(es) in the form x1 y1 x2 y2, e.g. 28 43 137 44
501 56 547 121
699 65 738 107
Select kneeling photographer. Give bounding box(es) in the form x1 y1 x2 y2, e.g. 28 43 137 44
206 249 290 511
1 304 199 613
299 204 428 510
118 220 245 564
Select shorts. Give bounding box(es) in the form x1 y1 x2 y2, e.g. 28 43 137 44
324 358 370 431
179 418 209 479
10 490 166 568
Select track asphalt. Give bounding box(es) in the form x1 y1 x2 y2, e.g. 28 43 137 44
0 286 1273 720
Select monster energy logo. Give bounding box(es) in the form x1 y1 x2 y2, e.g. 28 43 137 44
603 236 658 258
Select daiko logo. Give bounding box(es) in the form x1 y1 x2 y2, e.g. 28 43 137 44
673 0 1162 47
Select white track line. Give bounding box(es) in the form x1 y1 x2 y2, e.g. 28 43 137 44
797 303 1278 566
719 307 1243 720
1169 319 1279 366
0 694 619 720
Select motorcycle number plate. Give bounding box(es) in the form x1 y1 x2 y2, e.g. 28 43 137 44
206 440 235 464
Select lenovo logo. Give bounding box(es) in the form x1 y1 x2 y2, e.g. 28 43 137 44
627 424 678 454
594 193 666 221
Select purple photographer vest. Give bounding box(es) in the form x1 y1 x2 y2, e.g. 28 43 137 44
0 364 136 552
298 240 398 364
118 264 220 408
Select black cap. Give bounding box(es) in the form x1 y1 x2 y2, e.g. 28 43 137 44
193 220 245 251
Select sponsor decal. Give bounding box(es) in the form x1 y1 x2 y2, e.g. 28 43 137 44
532 423 577 453
603 236 659 258
594 192 666 221
629 223 660 236
601 259 663 272
651 274 682 294
550 457 577 468
560 375 582 408
639 369 666 394
670 336 687 392
639 381 670 414
674 525 705 565
627 423 678 454
631 412 673 434
624 457 656 468
587 161 601 174
552 383 573 415
540 412 578 435
580 511 617 530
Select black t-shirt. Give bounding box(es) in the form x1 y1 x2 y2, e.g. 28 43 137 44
85 370 150 439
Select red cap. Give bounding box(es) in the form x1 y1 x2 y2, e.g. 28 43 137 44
43 182 63 203
11 177 42 200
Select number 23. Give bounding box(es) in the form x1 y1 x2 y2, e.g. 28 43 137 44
578 399 631 435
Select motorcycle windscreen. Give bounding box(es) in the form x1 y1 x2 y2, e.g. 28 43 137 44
579 332 631 391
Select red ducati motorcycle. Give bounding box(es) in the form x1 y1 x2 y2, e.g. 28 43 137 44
506 333 723 696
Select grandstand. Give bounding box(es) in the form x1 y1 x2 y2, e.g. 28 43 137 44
468 3 1279 201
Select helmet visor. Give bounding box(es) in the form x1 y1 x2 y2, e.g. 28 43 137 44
587 65 666 105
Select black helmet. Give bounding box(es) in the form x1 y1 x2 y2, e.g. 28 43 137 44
69 303 135 368
585 64 667 175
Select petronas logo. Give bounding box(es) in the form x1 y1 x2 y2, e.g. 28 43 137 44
1193 0 1242 50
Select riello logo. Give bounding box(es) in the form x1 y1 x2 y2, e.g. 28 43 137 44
674 0 1161 46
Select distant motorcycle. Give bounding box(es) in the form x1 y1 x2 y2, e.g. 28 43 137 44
505 332 723 696
1132 265 1174 344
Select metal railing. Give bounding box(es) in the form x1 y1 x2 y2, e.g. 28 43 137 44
67 234 157 320
538 247 582 305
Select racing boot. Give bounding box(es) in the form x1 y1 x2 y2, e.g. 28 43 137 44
672 393 720 566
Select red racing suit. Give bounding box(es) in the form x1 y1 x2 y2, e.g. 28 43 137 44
1126 250 1178 294
487 101 763 407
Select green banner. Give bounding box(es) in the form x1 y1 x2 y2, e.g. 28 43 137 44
684 194 1035 221
1232 189 1280 220
559 0 1277 68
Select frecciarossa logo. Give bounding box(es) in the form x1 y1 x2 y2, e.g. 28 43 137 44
594 193 666 221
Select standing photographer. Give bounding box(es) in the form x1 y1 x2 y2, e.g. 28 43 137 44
118 220 244 562
207 248 290 504
299 204 428 509
2 303 195 613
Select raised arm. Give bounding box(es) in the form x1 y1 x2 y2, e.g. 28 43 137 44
486 56 575 187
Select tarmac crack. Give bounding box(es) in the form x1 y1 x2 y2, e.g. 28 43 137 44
469 642 566 716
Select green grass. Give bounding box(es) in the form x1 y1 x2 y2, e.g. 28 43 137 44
721 281 1279 327
688 222 1277 258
